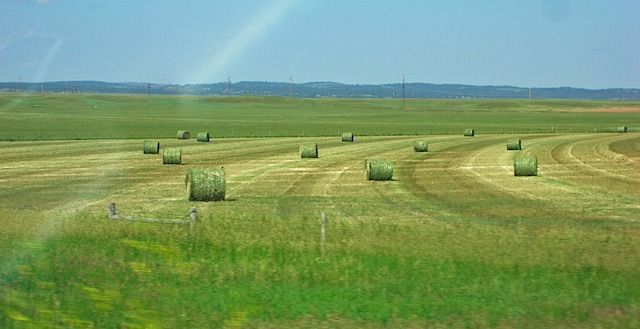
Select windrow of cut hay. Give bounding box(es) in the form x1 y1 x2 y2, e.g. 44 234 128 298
413 140 428 152
177 130 190 139
506 138 522 150
143 140 160 154
186 167 225 201
365 158 393 181
196 132 210 142
514 154 538 176
342 132 354 142
300 143 318 158
163 148 182 165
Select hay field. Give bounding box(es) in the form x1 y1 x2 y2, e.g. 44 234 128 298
1 94 640 327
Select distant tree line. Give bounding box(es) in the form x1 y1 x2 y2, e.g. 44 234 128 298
1 80 638 100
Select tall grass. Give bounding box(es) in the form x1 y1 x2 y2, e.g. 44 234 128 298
2 211 638 328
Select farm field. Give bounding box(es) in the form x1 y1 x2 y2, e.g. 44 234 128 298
1 93 639 140
1 94 639 328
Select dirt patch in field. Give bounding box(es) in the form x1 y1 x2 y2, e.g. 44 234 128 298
553 106 640 113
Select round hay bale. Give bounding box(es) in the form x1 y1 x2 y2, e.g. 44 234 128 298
341 132 354 142
196 132 210 142
506 138 522 150
413 140 428 152
464 129 475 137
143 140 160 154
177 130 190 139
186 167 225 201
618 126 628 133
514 154 537 176
365 158 393 181
163 148 182 165
300 143 318 158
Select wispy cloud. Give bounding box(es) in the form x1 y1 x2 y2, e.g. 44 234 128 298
188 0 299 83
22 61 39 69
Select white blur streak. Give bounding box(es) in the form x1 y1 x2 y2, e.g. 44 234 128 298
33 35 65 82
0 30 65 82
0 28 35 51
189 0 299 83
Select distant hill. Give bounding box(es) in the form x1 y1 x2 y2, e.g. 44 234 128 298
1 80 638 100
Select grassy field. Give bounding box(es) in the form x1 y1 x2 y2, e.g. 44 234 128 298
1 94 639 328
1 93 639 140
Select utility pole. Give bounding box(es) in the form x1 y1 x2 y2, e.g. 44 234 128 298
147 83 151 96
402 74 406 109
18 76 22 92
289 76 293 97
226 76 232 94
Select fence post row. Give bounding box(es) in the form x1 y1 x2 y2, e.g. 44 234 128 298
108 202 196 236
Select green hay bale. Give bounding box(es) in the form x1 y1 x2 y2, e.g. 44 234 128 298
464 129 475 137
186 167 226 201
143 140 160 154
163 148 182 165
300 143 318 158
177 130 190 139
506 138 522 150
196 132 210 142
413 140 428 152
342 132 354 142
618 126 628 133
514 155 538 176
365 158 393 181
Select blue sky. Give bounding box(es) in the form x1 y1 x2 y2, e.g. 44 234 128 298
1 0 638 88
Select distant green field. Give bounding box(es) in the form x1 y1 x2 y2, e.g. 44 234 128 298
0 93 638 140
1 94 639 328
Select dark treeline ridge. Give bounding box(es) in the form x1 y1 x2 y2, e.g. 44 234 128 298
1 80 638 100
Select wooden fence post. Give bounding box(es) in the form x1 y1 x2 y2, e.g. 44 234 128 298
108 202 117 219
189 207 197 237
321 212 327 255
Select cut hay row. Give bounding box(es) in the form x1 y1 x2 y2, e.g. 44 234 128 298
464 129 475 137
155 136 538 203
342 132 354 142
300 143 318 158
196 132 210 142
506 138 522 150
365 158 393 181
514 154 538 176
163 148 182 165
177 130 190 139
143 140 160 154
413 140 428 152
186 167 226 201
